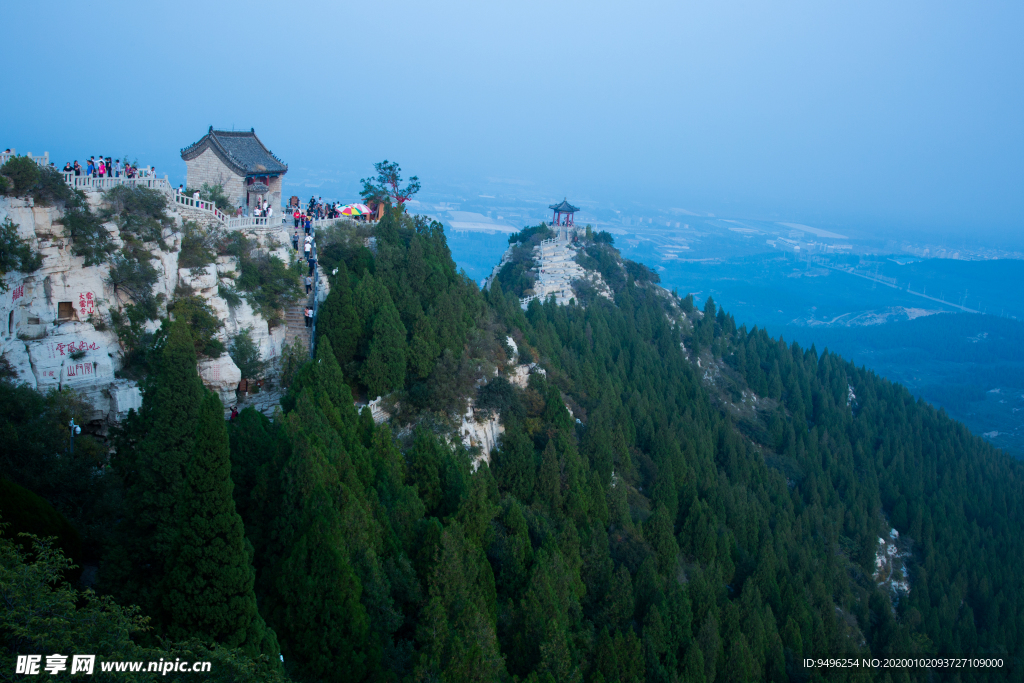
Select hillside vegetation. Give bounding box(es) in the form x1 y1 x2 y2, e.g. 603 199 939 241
2 209 1021 682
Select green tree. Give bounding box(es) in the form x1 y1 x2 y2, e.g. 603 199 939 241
267 392 373 682
230 327 267 381
163 391 278 659
106 319 205 620
361 298 407 397
316 261 360 370
0 217 42 289
0 531 286 682
360 161 420 209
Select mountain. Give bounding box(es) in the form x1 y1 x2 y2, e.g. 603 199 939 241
3 207 1021 682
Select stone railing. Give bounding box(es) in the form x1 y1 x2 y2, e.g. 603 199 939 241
0 150 49 167
63 172 173 194
172 192 229 223
225 215 284 231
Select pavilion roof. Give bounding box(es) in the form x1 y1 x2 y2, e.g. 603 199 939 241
181 127 287 177
549 199 579 213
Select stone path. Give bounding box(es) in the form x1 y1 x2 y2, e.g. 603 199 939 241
283 298 312 354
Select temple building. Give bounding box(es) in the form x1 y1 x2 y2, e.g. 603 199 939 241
549 199 579 241
181 127 288 212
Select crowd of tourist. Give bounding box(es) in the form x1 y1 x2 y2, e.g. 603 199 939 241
60 156 155 179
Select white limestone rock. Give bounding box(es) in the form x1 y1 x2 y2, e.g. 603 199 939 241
26 324 118 391
460 399 504 470
2 341 36 388
178 264 218 292
198 356 241 407
108 379 142 419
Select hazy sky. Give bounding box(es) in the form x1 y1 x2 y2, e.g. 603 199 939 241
3 0 1022 243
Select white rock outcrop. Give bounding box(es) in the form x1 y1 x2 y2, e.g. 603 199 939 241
460 400 504 470
0 189 295 424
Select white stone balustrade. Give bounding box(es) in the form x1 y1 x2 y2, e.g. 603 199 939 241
62 172 173 194
172 192 229 223
0 150 49 167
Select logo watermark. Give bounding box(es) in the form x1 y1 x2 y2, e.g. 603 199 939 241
15 654 211 676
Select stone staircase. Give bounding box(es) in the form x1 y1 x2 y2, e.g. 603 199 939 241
283 298 312 354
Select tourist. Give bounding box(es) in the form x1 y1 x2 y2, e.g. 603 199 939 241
303 240 311 258
305 274 313 294
304 307 312 328
73 161 81 176
307 255 317 276
86 158 95 177
105 157 113 177
114 159 122 177
192 189 201 203
230 406 238 420
62 162 72 173
292 230 299 250
176 184 183 194
293 208 301 228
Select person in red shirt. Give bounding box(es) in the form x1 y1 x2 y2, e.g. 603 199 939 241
293 209 301 229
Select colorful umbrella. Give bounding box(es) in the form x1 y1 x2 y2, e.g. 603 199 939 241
340 205 363 216
352 203 371 214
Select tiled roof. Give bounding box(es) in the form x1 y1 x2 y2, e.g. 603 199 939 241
549 199 579 212
181 127 287 176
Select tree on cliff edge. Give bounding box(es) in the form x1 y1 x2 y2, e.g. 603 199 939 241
360 160 420 210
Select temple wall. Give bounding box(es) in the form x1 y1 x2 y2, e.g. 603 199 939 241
184 149 246 208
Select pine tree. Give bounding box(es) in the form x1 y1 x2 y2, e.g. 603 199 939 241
163 391 278 659
361 298 407 398
317 261 360 370
268 391 373 682
107 319 204 618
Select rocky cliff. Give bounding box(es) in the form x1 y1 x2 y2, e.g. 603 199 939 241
0 191 298 426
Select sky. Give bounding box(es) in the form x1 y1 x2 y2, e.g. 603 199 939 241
3 0 1022 245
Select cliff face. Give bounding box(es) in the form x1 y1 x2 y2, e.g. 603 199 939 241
0 192 292 424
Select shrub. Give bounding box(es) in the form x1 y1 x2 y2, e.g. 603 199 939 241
167 295 225 358
109 301 159 376
102 185 171 243
624 259 660 284
104 249 159 305
0 217 42 289
224 233 301 326
178 220 219 268
0 159 75 206
59 196 114 266
218 283 242 308
199 182 235 214
229 327 267 381
508 223 554 245
0 156 40 196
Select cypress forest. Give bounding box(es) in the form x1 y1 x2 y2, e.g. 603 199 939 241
2 208 1022 682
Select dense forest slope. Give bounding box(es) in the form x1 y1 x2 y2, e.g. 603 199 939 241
3 209 1022 682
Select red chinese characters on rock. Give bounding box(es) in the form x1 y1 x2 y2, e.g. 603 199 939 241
78 292 95 317
48 340 100 359
12 285 24 302
65 363 94 378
